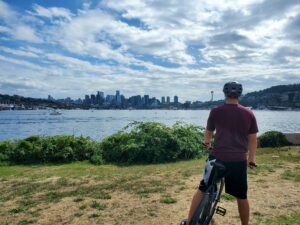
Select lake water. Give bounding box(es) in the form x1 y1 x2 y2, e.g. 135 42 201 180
0 110 299 141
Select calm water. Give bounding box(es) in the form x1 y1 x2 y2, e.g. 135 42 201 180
0 110 299 141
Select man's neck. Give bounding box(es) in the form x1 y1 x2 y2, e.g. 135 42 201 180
226 98 239 104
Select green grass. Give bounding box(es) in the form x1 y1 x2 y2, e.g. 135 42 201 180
17 220 35 225
253 212 300 225
0 147 299 224
222 193 235 201
160 194 177 204
88 213 100 218
281 167 300 182
90 200 107 210
79 204 87 210
73 197 84 202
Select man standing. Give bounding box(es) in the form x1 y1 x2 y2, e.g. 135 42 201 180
185 82 258 225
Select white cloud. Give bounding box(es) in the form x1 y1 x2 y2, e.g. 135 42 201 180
0 46 39 58
12 25 42 43
31 4 73 20
0 0 16 20
0 0 300 101
0 25 10 33
0 55 45 71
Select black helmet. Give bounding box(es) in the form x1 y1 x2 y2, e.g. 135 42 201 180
223 82 243 98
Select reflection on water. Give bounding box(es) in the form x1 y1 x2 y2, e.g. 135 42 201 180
0 110 299 141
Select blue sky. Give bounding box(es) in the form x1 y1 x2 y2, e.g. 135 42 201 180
0 0 299 102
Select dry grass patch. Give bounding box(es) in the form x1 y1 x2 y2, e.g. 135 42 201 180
0 147 299 224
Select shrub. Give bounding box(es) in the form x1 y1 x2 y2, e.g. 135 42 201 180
0 140 14 162
258 131 292 148
0 122 204 165
101 121 205 164
0 135 101 164
172 122 205 159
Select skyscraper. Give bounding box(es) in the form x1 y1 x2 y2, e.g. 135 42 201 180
90 94 96 104
97 91 104 99
116 90 121 105
161 96 165 104
84 95 90 105
167 96 170 104
96 91 104 105
144 95 149 106
174 96 178 105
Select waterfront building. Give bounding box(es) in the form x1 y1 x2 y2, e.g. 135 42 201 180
84 95 90 105
116 90 122 105
106 95 115 103
91 94 96 104
48 95 54 101
144 95 149 107
161 96 165 104
96 91 104 105
174 96 178 105
167 96 170 104
151 98 160 107
97 91 104 99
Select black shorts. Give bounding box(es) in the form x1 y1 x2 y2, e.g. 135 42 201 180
199 160 248 199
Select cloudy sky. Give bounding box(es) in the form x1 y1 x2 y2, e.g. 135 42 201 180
0 0 299 102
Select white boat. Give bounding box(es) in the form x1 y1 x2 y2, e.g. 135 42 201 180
50 110 62 115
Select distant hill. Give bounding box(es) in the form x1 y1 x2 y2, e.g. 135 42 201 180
199 83 300 109
240 83 300 109
0 94 67 109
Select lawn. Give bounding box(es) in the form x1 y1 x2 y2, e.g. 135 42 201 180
0 147 299 225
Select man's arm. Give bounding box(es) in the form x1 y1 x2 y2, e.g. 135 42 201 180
204 129 213 148
248 133 257 164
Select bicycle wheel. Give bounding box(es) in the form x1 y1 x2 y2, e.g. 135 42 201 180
190 193 213 225
199 192 215 225
202 180 225 225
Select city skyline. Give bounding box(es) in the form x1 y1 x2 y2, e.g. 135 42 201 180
49 90 182 105
0 0 300 102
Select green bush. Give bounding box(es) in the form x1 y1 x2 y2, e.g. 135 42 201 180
258 131 292 148
0 140 14 162
0 122 205 165
101 121 205 164
0 135 101 164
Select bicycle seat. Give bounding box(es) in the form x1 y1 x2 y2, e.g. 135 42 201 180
212 161 226 173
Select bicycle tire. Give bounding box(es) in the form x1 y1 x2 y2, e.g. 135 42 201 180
189 193 212 225
200 193 215 225
202 180 225 225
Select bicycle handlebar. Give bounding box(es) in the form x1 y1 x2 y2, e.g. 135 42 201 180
201 142 258 168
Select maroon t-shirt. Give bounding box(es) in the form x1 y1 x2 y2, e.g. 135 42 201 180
207 103 258 162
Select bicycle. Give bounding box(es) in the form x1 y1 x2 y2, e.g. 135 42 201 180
182 143 257 225
189 157 227 225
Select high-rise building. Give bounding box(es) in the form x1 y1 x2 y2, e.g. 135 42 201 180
90 94 96 104
84 95 90 105
167 96 170 104
96 91 104 105
97 91 104 99
116 90 121 105
106 95 115 103
48 95 54 101
144 95 149 106
174 96 178 105
161 96 165 104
